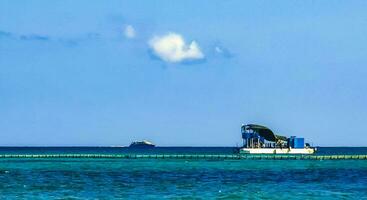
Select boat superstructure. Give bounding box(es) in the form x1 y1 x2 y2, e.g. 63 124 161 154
129 140 155 148
240 124 316 154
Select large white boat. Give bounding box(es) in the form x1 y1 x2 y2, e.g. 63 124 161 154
240 124 316 154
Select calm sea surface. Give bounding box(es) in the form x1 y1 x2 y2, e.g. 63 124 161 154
0 147 366 199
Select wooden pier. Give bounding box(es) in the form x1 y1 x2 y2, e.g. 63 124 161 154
0 154 366 160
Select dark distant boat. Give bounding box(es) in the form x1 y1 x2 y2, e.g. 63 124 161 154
129 140 155 148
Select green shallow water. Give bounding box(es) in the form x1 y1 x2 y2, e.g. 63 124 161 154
1 158 367 199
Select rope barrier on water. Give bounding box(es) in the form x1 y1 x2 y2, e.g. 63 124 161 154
0 154 366 160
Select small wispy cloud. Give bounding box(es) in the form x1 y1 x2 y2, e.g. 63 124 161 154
0 30 103 47
124 25 136 39
215 46 224 54
0 31 12 38
19 34 50 41
213 44 233 58
148 32 204 63
0 30 49 42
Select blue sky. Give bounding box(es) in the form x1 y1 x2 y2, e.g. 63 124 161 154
1 1 366 146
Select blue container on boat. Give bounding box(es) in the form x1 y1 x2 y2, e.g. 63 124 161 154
288 136 295 148
293 138 304 148
288 136 304 148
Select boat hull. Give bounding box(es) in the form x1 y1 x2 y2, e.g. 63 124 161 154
240 148 316 154
128 144 155 148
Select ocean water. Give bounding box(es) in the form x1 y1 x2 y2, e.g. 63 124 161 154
0 147 366 199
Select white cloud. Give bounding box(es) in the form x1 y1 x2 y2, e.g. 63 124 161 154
215 46 223 53
214 45 233 58
124 25 135 38
149 32 204 63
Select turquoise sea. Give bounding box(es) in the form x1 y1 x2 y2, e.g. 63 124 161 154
0 147 366 199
